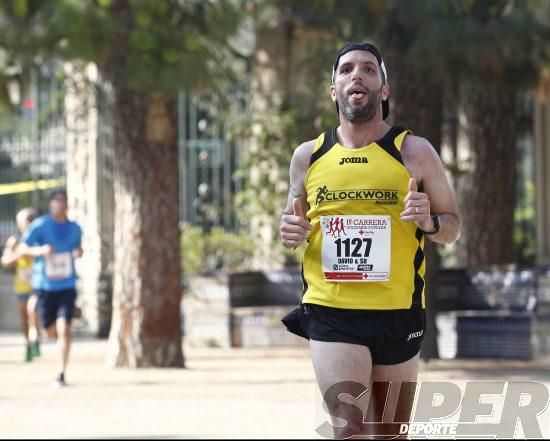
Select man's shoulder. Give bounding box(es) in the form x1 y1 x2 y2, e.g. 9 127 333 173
69 220 82 232
401 134 437 162
402 133 432 150
22 215 47 242
29 215 49 230
292 139 317 168
400 134 444 182
294 139 317 153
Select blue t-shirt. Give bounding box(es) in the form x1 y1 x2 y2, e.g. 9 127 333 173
23 214 82 291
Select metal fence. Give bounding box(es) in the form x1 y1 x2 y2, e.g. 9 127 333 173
178 89 246 232
0 64 66 247
0 70 246 253
0 67 248 335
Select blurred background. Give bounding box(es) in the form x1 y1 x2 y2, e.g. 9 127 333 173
0 0 549 368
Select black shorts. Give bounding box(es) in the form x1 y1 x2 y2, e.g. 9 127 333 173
35 289 77 329
282 303 425 365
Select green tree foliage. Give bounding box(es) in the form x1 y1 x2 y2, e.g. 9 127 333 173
0 0 245 368
237 0 545 363
237 0 545 255
0 0 242 92
233 2 349 265
446 0 545 266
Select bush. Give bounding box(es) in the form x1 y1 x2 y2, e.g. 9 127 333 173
180 223 255 277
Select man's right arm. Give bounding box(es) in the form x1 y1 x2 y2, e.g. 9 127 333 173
280 140 315 249
19 224 53 258
18 243 53 258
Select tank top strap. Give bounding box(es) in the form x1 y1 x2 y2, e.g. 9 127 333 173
310 128 337 167
375 126 411 165
394 127 412 151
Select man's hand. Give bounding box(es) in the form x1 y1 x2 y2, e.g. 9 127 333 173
400 178 434 232
280 198 312 249
41 245 54 257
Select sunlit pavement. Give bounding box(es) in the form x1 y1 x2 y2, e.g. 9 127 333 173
1 333 549 439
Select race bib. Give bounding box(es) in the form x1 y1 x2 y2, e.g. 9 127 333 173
45 252 73 280
320 215 391 282
18 267 32 284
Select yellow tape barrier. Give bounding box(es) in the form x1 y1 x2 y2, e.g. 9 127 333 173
0 178 66 196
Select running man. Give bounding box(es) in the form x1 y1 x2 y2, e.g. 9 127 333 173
20 189 83 387
280 42 461 438
1 207 40 361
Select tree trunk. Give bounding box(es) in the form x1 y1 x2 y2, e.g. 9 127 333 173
384 31 443 361
456 82 517 267
106 88 184 368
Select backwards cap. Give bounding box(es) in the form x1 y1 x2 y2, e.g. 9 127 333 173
332 42 389 120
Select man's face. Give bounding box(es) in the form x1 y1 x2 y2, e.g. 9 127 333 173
49 194 68 218
330 50 388 123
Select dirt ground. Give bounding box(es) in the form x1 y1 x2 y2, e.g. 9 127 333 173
1 333 549 439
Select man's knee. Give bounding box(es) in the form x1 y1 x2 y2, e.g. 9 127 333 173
333 422 363 439
17 302 28 318
330 406 364 439
46 324 57 339
320 380 370 438
56 318 72 337
27 296 37 315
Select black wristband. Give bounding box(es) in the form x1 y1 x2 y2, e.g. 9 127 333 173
424 214 440 235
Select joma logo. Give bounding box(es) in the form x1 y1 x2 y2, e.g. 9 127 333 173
339 157 368 165
407 330 424 341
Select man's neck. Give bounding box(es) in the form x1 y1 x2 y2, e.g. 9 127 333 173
336 118 390 148
51 214 68 223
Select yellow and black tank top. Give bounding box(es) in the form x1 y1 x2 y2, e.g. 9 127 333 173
301 126 425 310
14 241 33 295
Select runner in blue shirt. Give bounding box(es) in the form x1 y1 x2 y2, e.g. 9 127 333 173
21 189 83 387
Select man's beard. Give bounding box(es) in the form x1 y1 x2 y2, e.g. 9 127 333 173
338 85 382 123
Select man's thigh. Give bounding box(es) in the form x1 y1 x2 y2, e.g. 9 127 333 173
310 340 373 393
369 353 420 423
36 290 58 330
372 353 420 382
311 340 374 438
56 289 77 323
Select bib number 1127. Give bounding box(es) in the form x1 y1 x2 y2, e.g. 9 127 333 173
320 214 391 282
335 238 372 258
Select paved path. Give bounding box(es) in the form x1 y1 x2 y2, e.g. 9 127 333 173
1 333 549 439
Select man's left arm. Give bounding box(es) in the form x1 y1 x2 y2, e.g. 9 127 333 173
72 224 83 258
401 136 461 244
